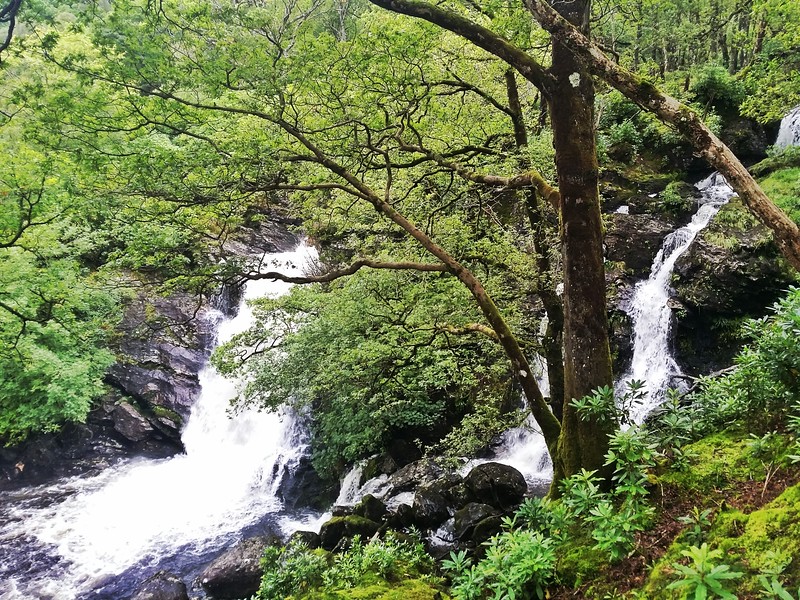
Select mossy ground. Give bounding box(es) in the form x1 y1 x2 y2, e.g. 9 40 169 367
550 430 800 599
759 167 800 222
293 576 449 600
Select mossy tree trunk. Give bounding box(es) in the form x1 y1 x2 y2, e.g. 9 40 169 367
546 0 615 487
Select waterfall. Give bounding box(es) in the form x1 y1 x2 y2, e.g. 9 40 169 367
0 244 318 600
775 104 800 149
619 173 735 422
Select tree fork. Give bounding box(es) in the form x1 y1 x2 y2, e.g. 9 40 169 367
525 0 800 272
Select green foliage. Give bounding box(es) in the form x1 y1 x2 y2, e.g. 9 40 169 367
570 380 647 428
690 287 800 435
666 543 744 600
677 508 715 547
214 268 516 476
258 541 329 599
0 83 122 441
450 530 556 600
758 167 800 224
689 65 745 115
258 533 436 600
429 403 523 465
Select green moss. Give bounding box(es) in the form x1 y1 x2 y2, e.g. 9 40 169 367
759 167 800 223
640 483 800 597
151 405 183 426
295 577 448 600
711 484 800 585
555 528 608 588
659 431 753 493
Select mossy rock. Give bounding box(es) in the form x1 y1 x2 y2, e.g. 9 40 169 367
318 516 381 551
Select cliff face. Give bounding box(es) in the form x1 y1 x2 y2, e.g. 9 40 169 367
671 200 798 373
0 221 300 489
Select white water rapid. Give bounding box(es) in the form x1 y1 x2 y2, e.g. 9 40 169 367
775 104 800 149
620 173 735 422
0 244 318 600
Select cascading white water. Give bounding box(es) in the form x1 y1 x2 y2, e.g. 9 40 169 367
0 244 317 600
775 104 800 149
619 173 735 422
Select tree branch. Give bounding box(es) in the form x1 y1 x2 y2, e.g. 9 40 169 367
395 137 561 209
0 0 22 55
438 322 498 341
244 258 449 284
367 0 555 96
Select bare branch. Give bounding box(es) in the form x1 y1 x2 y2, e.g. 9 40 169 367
0 0 22 55
244 258 449 284
395 137 560 209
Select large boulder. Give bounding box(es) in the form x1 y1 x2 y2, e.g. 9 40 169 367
131 571 188 600
318 516 381 551
200 536 276 599
454 503 499 542
464 463 526 511
411 487 450 529
353 494 388 523
383 459 445 495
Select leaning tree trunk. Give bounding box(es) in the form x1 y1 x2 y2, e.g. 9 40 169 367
547 0 615 488
526 0 800 272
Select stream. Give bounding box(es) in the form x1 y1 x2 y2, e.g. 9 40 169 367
0 246 323 599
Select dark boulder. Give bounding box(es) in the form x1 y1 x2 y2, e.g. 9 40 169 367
387 503 415 529
276 455 338 512
472 515 504 545
383 458 445 495
353 494 388 523
131 571 188 600
446 481 476 511
318 516 381 551
454 503 500 542
411 487 450 529
464 462 526 511
289 530 321 550
200 536 276 600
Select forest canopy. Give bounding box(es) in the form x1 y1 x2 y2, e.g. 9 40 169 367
0 0 798 477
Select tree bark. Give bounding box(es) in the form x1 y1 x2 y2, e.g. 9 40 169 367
525 0 800 272
545 0 615 487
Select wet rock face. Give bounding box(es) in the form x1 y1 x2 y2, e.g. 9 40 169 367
106 291 219 424
200 535 280 600
719 116 772 163
131 571 189 600
464 462 526 511
672 201 797 373
605 213 675 278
